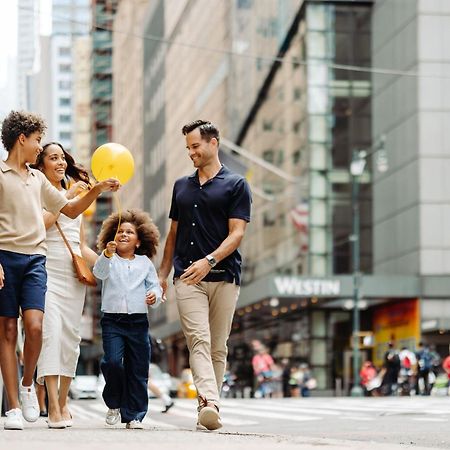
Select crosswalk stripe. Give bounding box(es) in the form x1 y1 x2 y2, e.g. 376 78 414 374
71 401 179 429
174 401 318 422
65 397 450 429
223 400 342 416
88 402 179 428
161 403 258 426
69 403 103 421
412 418 448 422
72 401 258 427
423 409 450 415
339 416 373 421
143 417 179 429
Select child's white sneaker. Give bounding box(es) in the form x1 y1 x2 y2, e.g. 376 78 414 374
4 408 24 430
105 408 120 425
19 379 39 422
126 420 144 429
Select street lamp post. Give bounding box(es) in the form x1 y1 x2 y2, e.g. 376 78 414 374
350 150 364 397
349 138 387 397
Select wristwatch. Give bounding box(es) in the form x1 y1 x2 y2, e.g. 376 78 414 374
205 254 217 268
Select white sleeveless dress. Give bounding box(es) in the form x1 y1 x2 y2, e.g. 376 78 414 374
37 211 86 383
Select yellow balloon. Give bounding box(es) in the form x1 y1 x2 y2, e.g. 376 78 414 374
91 143 134 185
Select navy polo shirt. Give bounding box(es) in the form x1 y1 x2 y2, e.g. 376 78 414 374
169 165 251 285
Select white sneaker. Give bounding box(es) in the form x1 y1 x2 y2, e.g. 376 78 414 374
19 379 39 422
4 408 24 430
105 408 120 426
125 420 144 429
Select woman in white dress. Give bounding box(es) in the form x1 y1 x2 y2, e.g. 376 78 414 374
33 142 98 428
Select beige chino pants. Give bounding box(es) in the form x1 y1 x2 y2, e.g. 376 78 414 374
175 279 240 405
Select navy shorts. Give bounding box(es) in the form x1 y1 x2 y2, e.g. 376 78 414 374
0 250 47 318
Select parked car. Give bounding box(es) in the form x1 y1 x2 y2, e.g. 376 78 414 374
69 375 100 400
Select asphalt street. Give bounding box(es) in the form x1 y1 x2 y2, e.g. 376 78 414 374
1 396 449 450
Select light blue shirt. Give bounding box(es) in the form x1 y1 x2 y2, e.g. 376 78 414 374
93 252 162 314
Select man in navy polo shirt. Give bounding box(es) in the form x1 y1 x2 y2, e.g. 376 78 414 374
159 120 251 431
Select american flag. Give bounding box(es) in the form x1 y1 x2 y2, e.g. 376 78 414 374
290 202 309 252
290 202 309 233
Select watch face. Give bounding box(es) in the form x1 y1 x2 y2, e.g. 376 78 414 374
207 255 216 267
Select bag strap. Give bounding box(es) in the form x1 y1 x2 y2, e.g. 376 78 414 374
55 221 75 258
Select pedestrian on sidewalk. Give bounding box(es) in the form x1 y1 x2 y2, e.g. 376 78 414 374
148 377 174 413
94 209 162 430
442 354 450 395
360 361 377 396
398 347 416 395
158 120 252 431
33 142 98 428
251 340 276 398
0 111 120 431
381 342 400 396
415 342 433 395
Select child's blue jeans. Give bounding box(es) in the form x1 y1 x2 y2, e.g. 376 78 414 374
100 313 150 423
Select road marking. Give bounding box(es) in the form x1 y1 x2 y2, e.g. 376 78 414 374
69 403 103 421
233 401 342 416
339 416 373 421
67 397 450 431
75 402 179 429
412 418 448 422
174 402 318 423
167 404 258 426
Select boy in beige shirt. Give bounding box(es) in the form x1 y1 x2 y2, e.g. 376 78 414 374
0 111 120 430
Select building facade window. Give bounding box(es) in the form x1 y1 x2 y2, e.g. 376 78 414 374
59 114 71 123
59 63 71 73
59 47 71 56
59 131 71 140
59 98 71 107
59 80 71 89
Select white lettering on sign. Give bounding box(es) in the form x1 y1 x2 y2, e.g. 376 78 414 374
274 277 341 297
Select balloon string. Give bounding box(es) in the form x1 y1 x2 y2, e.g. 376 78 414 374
113 191 122 241
97 165 105 181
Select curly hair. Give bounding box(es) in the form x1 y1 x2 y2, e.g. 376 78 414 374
31 142 91 189
97 209 160 259
1 110 47 151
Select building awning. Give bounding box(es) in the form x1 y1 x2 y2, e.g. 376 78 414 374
421 318 450 333
421 297 450 333
152 275 450 339
238 274 422 310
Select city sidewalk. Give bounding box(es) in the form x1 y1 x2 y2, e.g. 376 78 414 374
0 426 438 450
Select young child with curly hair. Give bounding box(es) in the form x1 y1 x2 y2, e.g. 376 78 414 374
93 209 162 430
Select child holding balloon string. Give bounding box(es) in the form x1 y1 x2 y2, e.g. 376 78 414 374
93 209 162 429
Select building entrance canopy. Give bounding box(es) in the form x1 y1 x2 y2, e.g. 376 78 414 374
152 275 450 340
239 275 450 310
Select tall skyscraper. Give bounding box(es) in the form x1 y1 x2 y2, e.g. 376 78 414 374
112 0 149 211
50 0 91 151
17 0 40 109
87 0 119 367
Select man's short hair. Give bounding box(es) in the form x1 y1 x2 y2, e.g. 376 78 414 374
181 120 220 144
1 110 46 151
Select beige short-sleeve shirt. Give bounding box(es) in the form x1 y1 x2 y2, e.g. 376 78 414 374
0 160 69 255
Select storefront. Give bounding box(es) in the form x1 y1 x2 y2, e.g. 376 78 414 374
153 274 450 394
